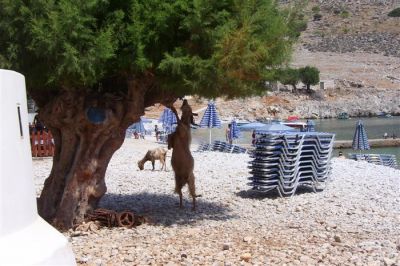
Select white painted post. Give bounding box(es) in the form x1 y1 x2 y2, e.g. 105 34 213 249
0 69 76 265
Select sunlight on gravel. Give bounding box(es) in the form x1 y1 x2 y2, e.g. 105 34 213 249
33 139 400 265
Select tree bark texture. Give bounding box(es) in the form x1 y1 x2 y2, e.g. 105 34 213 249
36 74 171 230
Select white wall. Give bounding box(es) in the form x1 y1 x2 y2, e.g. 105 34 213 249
0 69 76 265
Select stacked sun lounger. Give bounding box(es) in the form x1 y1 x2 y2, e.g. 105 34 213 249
348 153 398 169
196 142 211 152
248 131 335 196
196 140 247 154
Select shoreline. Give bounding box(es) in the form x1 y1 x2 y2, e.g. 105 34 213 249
334 138 400 149
235 139 400 150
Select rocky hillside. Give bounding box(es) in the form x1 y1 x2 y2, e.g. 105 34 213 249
302 0 400 57
219 0 400 120
147 1 400 120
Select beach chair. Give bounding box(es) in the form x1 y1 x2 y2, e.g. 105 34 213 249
248 132 335 196
30 131 55 157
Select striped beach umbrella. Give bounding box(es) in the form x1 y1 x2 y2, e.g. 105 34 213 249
126 117 146 138
159 108 177 134
229 119 240 142
133 118 145 134
199 101 221 144
352 120 370 152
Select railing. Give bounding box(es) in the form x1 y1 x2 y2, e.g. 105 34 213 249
30 131 55 157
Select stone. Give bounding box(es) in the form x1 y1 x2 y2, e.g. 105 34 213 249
299 255 310 262
334 235 342 243
383 258 395 266
111 249 119 256
222 243 230 251
94 258 102 266
240 253 252 262
243 236 252 243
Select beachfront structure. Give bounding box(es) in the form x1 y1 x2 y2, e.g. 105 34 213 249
0 70 75 265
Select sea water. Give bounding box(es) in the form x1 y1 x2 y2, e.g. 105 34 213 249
191 116 400 161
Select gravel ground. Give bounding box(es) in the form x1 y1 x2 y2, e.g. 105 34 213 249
33 138 400 266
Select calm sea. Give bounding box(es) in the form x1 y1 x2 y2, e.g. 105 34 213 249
191 116 400 160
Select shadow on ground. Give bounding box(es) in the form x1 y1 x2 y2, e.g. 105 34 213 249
236 185 317 199
99 192 235 226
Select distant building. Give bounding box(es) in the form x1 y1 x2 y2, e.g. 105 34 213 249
319 80 335 90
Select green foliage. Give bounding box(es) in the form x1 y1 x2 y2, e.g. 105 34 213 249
278 68 299 89
313 30 325 37
388 7 400 17
282 1 308 39
311 6 320 13
299 66 320 90
0 0 305 100
340 10 350 18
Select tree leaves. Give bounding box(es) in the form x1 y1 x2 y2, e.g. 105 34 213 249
0 0 306 100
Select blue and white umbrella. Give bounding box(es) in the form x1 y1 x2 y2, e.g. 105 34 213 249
200 101 221 144
352 120 370 152
229 119 240 142
133 119 145 134
306 120 316 132
126 117 146 138
159 108 177 134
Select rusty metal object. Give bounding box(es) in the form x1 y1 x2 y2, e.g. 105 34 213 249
87 208 117 227
87 208 140 229
117 211 135 228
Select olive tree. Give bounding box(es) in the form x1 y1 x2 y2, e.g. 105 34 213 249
299 66 320 92
278 68 300 93
0 0 304 229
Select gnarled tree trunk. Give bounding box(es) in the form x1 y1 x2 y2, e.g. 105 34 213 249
35 75 174 230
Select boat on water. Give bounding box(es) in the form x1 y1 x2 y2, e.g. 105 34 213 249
287 115 299 121
283 121 307 131
235 120 251 127
377 112 392 118
338 112 349 119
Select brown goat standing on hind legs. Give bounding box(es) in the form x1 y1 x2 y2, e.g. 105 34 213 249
167 102 199 210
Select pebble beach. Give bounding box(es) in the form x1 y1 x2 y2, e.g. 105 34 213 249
33 138 400 266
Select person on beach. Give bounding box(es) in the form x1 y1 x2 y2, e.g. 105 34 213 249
383 132 388 139
33 114 44 133
154 125 160 141
226 124 232 144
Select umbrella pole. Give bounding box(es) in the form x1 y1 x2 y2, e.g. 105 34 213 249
209 129 212 145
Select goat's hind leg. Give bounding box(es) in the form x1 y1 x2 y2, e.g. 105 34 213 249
178 190 183 209
174 179 184 209
188 173 196 211
160 156 166 171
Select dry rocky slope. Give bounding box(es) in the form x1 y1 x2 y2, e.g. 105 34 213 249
149 1 400 120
